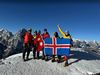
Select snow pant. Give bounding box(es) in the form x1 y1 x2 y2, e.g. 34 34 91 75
23 43 31 60
42 48 46 59
33 45 37 59
33 47 40 59
37 51 40 59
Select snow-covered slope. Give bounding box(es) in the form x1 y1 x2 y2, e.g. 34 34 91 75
0 49 100 75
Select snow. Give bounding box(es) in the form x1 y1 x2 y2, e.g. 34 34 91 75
0 49 100 75
0 28 4 32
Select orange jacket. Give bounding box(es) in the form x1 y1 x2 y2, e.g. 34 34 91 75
24 32 33 44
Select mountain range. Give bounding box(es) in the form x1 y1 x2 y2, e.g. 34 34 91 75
0 28 100 59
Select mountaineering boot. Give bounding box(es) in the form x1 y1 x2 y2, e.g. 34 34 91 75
45 56 49 61
64 61 69 67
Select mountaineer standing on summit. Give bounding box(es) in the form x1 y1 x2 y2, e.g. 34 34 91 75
58 25 73 66
23 28 33 61
34 30 44 59
42 29 50 61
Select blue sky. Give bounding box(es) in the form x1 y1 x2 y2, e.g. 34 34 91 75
0 1 100 41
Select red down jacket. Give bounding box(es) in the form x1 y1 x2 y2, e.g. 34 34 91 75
42 32 50 39
34 33 44 52
24 32 33 44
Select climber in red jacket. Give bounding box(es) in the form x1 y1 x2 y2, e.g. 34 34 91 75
42 29 50 60
23 28 33 61
42 29 50 39
34 30 44 59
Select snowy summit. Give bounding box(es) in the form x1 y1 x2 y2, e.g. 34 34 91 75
0 48 100 75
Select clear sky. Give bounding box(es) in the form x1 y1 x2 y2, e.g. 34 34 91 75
0 0 100 41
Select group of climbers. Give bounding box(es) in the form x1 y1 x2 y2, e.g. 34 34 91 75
23 28 50 61
23 25 73 66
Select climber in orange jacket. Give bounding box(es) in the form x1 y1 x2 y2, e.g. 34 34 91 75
23 28 33 61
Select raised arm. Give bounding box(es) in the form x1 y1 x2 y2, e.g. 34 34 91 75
57 25 66 36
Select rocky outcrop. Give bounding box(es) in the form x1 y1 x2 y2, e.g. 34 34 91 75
0 28 27 59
